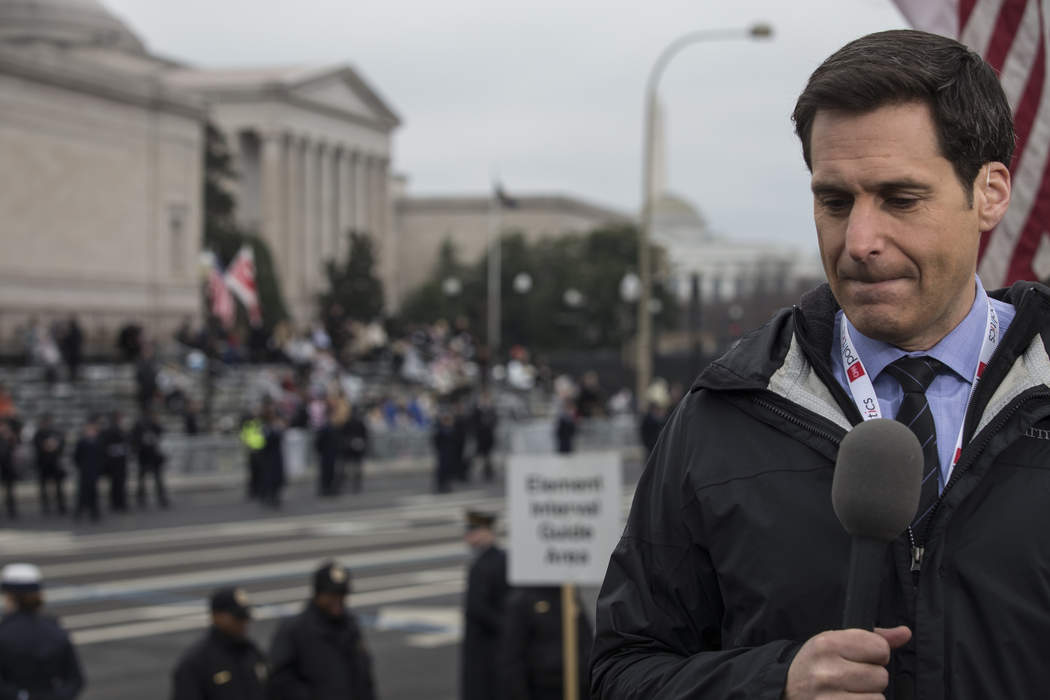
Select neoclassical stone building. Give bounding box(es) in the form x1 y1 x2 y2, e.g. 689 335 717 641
0 0 399 352
166 66 400 318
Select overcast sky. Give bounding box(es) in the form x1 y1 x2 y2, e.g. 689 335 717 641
106 0 909 254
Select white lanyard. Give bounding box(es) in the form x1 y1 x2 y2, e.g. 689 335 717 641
840 302 1000 481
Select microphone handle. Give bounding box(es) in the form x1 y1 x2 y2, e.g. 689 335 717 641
841 536 887 630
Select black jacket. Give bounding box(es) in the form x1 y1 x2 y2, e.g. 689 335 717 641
98 426 129 472
0 610 84 699
33 427 65 473
131 419 165 468
462 545 508 700
591 282 1050 700
502 587 592 700
171 627 267 700
268 603 375 700
72 436 102 480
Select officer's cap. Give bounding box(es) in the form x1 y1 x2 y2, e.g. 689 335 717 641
210 586 252 619
465 510 496 531
1 563 42 593
313 561 351 595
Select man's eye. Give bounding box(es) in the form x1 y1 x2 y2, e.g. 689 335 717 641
818 197 851 213
886 197 919 210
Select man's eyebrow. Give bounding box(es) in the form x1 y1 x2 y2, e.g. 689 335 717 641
810 179 934 195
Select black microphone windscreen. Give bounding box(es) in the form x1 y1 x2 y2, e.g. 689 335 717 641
832 418 923 543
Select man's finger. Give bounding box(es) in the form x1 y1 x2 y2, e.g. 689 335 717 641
874 625 912 650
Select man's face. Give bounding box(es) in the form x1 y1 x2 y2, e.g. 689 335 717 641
212 611 249 639
810 102 987 351
314 591 346 618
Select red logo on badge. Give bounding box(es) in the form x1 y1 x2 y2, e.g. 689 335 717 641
977 361 987 379
847 362 865 382
954 447 962 464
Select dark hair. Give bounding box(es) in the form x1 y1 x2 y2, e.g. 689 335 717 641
792 30 1015 201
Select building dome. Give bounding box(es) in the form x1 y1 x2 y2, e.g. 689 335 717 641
0 0 145 53
651 191 714 246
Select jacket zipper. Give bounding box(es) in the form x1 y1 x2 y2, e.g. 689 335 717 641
751 396 843 446
908 388 1050 575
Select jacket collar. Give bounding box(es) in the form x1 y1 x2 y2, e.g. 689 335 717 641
692 281 1050 435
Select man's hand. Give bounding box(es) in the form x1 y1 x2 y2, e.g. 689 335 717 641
784 626 911 699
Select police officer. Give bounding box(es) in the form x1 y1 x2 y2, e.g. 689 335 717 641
0 563 84 698
132 407 169 509
98 411 129 512
268 561 376 700
461 510 508 700
72 416 102 522
501 587 593 700
238 412 265 501
171 587 268 700
32 413 67 516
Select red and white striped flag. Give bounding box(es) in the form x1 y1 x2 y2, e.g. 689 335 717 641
204 251 235 330
224 245 263 326
893 0 1050 285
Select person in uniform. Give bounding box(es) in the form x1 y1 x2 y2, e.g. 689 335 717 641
238 411 266 501
0 420 17 520
33 413 67 516
470 393 498 483
268 561 376 700
132 406 169 509
98 411 129 513
257 407 285 509
72 416 102 522
340 405 369 494
461 510 508 700
0 563 84 698
501 586 593 700
171 587 268 700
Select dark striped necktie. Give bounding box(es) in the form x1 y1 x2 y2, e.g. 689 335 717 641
883 355 944 529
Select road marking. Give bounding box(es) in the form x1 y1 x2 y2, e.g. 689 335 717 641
72 579 466 645
41 523 459 578
60 568 464 630
45 541 468 605
0 495 504 556
376 605 462 648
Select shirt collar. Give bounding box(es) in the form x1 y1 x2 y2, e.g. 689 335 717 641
844 275 989 384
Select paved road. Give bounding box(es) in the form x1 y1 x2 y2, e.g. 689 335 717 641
0 458 640 699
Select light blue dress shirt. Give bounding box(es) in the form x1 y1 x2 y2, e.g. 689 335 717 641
831 276 1015 492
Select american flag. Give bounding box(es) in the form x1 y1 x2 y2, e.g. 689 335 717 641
224 245 263 326
204 252 235 330
893 0 1050 285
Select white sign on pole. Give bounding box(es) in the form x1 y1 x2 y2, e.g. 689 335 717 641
507 451 623 586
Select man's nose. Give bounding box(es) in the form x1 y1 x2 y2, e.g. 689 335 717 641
844 200 883 260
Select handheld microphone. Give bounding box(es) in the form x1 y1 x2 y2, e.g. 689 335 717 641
831 419 922 630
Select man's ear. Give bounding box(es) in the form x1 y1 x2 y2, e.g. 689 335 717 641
977 162 1011 232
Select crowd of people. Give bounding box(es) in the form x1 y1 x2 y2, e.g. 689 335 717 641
0 404 170 523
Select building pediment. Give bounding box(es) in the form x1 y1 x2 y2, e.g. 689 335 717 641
166 64 400 131
289 67 400 130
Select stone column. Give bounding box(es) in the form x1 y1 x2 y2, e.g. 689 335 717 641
356 152 370 236
304 140 319 304
338 150 349 255
284 136 303 314
319 143 335 276
260 130 287 290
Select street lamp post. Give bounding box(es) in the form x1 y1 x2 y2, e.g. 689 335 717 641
636 22 773 404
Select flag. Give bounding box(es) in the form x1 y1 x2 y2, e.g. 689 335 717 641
224 245 263 326
495 183 519 209
893 0 1050 285
203 250 235 330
